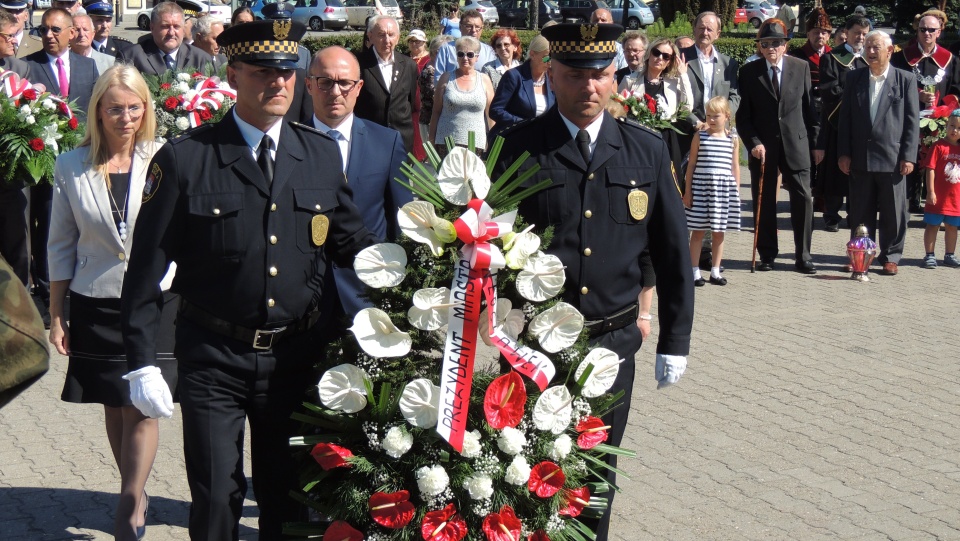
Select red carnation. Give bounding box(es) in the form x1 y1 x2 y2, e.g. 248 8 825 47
68 117 79 130
575 416 609 449
29 138 45 152
309 442 353 470
558 486 590 517
644 93 657 114
199 108 213 121
369 490 415 529
22 88 38 101
421 503 468 541
193 71 204 78
527 461 565 498
160 82 172 90
481 506 522 541
484 371 526 429
323 521 363 541
164 96 180 111
528 531 550 541
58 101 70 115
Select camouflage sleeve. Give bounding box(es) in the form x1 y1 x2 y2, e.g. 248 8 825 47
0 257 50 409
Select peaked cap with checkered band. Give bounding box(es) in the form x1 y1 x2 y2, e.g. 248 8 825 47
541 23 623 70
216 19 305 70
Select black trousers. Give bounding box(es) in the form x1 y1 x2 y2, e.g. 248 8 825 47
578 323 643 541
848 170 907 264
0 186 29 286
748 143 814 263
29 183 52 298
176 319 322 541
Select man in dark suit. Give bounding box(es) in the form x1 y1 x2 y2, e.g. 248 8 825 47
118 1 212 76
0 9 30 77
24 7 97 322
85 0 131 58
614 30 646 84
120 20 376 540
354 15 419 153
191 14 226 71
838 30 919 276
737 22 819 273
307 45 412 316
494 23 694 541
680 11 740 151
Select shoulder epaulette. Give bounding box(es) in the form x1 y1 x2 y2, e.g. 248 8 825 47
617 116 662 138
290 121 326 136
113 36 132 45
170 122 214 143
497 117 536 138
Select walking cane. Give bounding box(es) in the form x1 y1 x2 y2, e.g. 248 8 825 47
751 159 766 273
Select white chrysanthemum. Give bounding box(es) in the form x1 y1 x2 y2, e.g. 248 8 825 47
504 455 531 485
462 473 494 500
416 464 450 496
460 429 482 458
25 115 35 125
546 434 573 461
381 426 413 458
175 81 190 93
177 72 192 82
317 363 369 413
175 117 190 130
41 100 55 111
497 426 527 455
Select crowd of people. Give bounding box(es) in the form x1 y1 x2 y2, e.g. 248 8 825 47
0 1 957 540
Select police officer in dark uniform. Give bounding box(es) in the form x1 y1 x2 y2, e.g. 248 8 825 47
119 19 376 541
493 23 694 541
83 0 132 58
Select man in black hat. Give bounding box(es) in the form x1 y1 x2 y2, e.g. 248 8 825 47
737 21 819 273
84 0 131 58
120 18 376 541
2 0 43 58
494 22 694 541
260 1 313 123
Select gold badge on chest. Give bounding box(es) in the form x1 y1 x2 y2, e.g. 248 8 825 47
311 215 329 246
628 190 648 221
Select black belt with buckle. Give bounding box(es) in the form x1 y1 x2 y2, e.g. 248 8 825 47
178 300 320 350
583 303 639 338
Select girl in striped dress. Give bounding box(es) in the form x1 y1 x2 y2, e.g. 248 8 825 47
683 96 741 286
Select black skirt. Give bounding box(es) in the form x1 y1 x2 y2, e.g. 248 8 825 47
60 291 179 407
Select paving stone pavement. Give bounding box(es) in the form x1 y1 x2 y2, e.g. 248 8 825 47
2 174 959 540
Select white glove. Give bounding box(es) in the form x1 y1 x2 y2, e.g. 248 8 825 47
655 354 687 389
123 366 175 418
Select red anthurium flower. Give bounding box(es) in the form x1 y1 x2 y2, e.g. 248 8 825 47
369 490 415 529
528 530 550 541
527 461 565 498
29 138 45 152
644 93 657 113
323 520 363 541
482 505 522 541
421 503 468 541
558 486 590 517
575 416 609 450
484 371 526 429
310 442 353 470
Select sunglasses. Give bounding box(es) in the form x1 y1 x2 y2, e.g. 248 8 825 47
650 49 673 60
38 25 69 35
495 42 514 49
919 27 941 33
759 40 785 49
456 51 477 59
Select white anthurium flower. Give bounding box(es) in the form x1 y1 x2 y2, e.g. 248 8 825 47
436 146 490 204
399 378 441 428
503 225 541 270
397 201 457 256
532 385 574 434
516 252 565 302
574 348 624 398
354 243 407 288
407 287 455 330
478 298 523 346
528 302 584 353
349 308 412 358
317 363 370 413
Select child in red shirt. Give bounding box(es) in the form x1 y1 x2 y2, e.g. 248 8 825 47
920 111 960 269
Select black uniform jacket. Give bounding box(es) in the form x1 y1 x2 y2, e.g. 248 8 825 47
494 107 694 356
121 111 376 368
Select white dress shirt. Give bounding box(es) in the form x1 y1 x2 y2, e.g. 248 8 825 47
696 46 719 103
45 50 70 91
233 109 282 162
868 64 890 123
765 57 784 92
374 48 395 92
312 113 355 172
559 112 603 157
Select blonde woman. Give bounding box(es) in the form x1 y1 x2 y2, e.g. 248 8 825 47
48 64 176 541
430 36 495 152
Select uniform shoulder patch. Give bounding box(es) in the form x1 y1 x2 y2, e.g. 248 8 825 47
142 162 163 203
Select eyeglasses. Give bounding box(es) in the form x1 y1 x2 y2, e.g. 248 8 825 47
104 105 144 119
38 25 69 36
461 24 483 31
308 76 359 93
759 40 785 49
0 32 16 41
650 49 673 60
495 42 514 49
919 27 941 33
456 51 477 59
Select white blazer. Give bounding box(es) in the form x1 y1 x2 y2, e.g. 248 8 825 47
618 70 697 128
48 141 175 298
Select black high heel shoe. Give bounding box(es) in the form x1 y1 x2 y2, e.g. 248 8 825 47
136 492 149 540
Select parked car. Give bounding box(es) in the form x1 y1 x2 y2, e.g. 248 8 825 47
742 0 776 28
734 7 747 25
341 0 404 29
557 0 607 23
462 0 500 27
238 0 347 29
644 0 659 21
136 0 231 30
493 0 561 29
606 0 653 29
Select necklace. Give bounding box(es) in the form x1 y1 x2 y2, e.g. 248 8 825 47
106 174 130 241
108 157 130 174
532 73 546 87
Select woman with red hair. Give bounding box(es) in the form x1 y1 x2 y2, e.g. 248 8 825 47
482 29 522 89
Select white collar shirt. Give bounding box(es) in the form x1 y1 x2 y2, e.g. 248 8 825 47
559 113 603 157
868 64 890 123
374 47 395 92
696 45 719 103
234 109 282 162
312 113 355 173
45 50 70 92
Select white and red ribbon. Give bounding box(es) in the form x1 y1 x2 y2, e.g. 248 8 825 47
437 199 555 451
182 77 236 128
1 69 30 100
